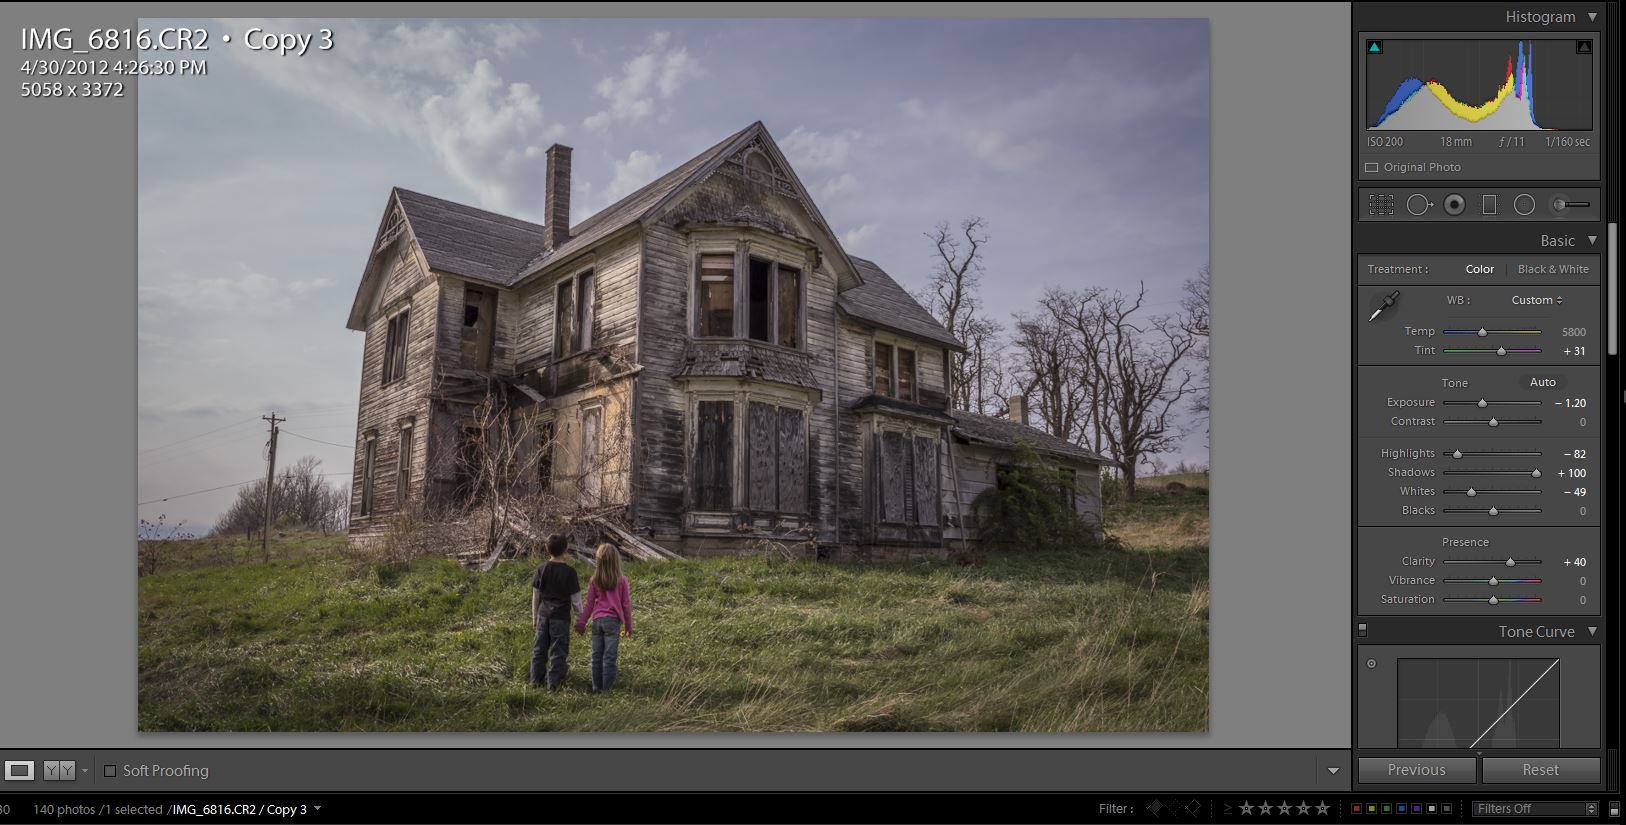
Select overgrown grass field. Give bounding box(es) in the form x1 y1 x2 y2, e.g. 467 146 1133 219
139 493 1208 732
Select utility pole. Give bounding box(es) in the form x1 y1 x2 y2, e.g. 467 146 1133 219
261 413 284 563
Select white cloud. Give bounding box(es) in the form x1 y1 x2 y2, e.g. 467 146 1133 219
841 223 879 252
215 19 549 218
602 149 663 207
779 126 861 171
959 126 1049 173
139 264 293 322
900 98 927 119
818 172 858 200
584 32 702 130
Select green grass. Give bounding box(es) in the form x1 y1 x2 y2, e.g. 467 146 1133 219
139 509 1208 732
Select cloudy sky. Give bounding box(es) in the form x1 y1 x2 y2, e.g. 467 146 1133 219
138 17 1209 531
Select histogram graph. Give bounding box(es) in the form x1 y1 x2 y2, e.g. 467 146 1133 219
1366 39 1592 130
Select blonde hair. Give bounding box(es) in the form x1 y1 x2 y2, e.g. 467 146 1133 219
592 543 622 593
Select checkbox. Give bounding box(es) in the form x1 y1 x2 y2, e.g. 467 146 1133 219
103 764 116 778
1363 162 1379 173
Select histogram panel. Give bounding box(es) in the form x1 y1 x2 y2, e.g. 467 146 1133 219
1366 39 1592 130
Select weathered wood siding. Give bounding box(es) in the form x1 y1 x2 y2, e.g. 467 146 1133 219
349 241 438 547
634 168 842 547
941 442 1105 543
833 317 872 543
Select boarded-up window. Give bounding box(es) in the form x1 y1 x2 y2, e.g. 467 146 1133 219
912 436 938 526
873 342 893 397
897 348 917 403
778 407 807 513
537 420 555 491
746 402 807 514
461 288 494 370
579 406 603 505
396 423 414 508
747 258 772 343
360 437 377 516
777 266 801 349
876 430 940 526
878 431 908 523
692 400 733 511
748 402 777 511
696 254 734 337
381 310 409 385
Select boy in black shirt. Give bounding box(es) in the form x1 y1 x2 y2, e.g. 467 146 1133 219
530 533 581 690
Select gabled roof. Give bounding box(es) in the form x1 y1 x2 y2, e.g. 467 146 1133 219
392 188 549 286
514 122 759 279
838 257 964 351
951 410 1111 465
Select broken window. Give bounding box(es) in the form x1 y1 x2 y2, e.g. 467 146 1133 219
691 400 734 511
777 266 801 349
576 271 595 350
553 279 576 358
460 287 495 370
381 310 409 385
873 342 893 397
747 258 772 342
360 436 377 517
396 422 413 508
695 254 735 337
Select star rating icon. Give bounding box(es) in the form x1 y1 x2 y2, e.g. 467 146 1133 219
1297 801 1311 815
1278 801 1293 815
1315 801 1330 815
1240 800 1255 815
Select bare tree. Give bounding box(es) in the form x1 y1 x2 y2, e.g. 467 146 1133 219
1181 265 1211 422
1008 308 1090 443
423 351 640 567
215 455 348 538
1092 284 1199 500
917 217 1007 414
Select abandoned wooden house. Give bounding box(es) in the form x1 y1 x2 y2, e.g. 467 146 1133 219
344 121 1107 556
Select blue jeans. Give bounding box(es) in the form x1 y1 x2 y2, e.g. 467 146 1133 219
530 618 570 688
589 616 622 692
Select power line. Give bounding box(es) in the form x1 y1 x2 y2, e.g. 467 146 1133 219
138 473 351 507
138 477 262 506
139 418 259 454
281 430 355 450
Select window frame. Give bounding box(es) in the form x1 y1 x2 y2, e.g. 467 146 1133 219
685 385 814 518
381 309 410 386
578 401 605 506
870 419 941 528
871 335 919 402
395 419 414 509
551 267 596 360
359 431 378 517
690 239 807 350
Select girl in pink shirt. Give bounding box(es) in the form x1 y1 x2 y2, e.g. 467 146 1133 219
575 543 634 692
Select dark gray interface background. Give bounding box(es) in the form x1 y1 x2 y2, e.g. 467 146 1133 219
0 1 1351 749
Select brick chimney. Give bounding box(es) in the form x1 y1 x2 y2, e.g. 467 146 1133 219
1008 395 1028 426
544 144 573 252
